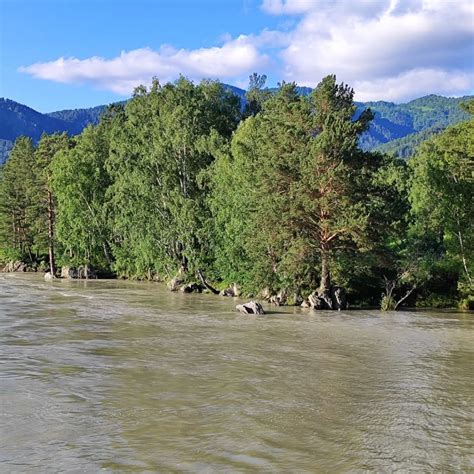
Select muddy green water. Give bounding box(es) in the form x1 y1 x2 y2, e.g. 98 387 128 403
0 274 473 472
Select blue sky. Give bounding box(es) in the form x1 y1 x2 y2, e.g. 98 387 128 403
1 0 473 112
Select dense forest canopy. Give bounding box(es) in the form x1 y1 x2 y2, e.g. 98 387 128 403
0 75 472 309
1 89 471 164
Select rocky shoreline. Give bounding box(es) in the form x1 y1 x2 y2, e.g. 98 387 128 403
1 260 349 311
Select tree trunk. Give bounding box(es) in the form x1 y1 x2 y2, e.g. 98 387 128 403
47 190 55 276
319 244 331 291
102 241 113 267
197 269 219 295
456 219 472 284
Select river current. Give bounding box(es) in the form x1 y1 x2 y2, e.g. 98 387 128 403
0 274 473 472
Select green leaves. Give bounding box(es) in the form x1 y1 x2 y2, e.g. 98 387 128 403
104 78 241 279
409 111 474 287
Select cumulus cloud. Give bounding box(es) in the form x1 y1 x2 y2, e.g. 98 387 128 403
354 68 472 102
19 0 474 101
19 36 269 95
269 0 474 101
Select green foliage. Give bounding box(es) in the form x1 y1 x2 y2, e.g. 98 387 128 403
1 76 471 309
416 293 458 309
211 75 388 294
243 73 271 118
0 137 38 261
359 94 472 151
380 295 396 311
409 107 474 288
459 295 474 311
106 78 241 279
33 132 71 257
0 245 21 265
51 119 115 270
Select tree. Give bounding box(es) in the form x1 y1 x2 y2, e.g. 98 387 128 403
209 115 267 290
51 112 118 270
210 76 380 303
409 103 473 294
34 132 71 276
243 73 271 118
300 75 374 291
106 77 241 279
0 137 37 261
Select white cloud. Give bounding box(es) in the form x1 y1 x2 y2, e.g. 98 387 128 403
19 0 474 101
271 0 474 100
262 0 389 17
19 37 269 95
354 68 472 102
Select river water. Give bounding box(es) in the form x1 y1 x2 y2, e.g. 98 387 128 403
0 274 473 472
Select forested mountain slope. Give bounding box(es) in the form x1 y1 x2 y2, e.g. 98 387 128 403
1 90 471 163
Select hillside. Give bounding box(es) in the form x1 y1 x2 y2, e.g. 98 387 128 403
358 94 472 153
0 90 471 163
46 104 109 129
0 139 13 165
374 126 445 158
0 98 81 142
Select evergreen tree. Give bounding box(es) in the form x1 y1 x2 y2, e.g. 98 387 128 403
0 137 37 261
243 73 271 118
34 132 71 275
211 76 379 297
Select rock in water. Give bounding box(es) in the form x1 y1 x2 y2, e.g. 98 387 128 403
77 265 97 279
168 277 184 292
307 285 347 310
180 283 203 293
61 266 78 279
44 272 55 281
331 286 347 310
236 301 265 315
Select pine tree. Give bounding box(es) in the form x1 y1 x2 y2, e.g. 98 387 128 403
34 132 71 275
0 137 37 261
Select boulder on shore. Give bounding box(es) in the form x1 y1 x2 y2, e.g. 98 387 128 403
219 282 241 297
180 282 203 293
44 272 55 281
61 266 78 279
168 276 184 291
260 288 272 301
77 265 96 279
59 265 96 279
236 301 265 315
1 261 27 273
303 285 347 310
270 288 290 306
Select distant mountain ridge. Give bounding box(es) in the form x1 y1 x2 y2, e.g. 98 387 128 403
1 88 472 164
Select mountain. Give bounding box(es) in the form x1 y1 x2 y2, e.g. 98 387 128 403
0 139 13 165
1 90 472 164
374 125 445 159
0 98 82 142
46 104 109 129
358 94 472 153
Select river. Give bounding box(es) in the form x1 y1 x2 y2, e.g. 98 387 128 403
0 274 473 472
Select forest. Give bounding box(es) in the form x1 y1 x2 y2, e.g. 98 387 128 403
0 75 472 310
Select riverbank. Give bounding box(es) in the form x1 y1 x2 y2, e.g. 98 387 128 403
1 267 472 313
